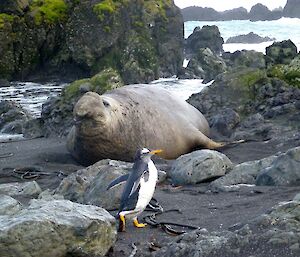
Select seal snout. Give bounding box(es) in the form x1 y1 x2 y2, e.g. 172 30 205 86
73 92 106 122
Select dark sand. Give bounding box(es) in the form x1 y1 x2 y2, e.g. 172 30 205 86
0 137 299 256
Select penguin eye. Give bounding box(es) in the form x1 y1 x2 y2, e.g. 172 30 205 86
103 100 110 107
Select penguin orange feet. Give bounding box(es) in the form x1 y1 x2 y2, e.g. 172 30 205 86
119 214 126 232
133 218 147 228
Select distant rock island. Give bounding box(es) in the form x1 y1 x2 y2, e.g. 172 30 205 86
226 32 276 44
181 0 300 21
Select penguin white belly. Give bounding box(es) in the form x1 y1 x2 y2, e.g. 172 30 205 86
135 161 158 211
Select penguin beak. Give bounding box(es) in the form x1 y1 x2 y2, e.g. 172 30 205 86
150 149 163 155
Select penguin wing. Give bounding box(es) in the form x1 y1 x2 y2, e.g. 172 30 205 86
106 174 130 190
119 160 148 211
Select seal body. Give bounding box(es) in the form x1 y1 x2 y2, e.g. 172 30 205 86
67 84 222 165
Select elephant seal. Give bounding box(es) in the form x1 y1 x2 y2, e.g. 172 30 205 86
67 84 224 165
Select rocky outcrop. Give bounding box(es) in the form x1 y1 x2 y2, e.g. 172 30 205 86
185 25 224 56
0 199 117 257
283 0 300 18
266 40 298 66
220 7 248 20
249 4 281 21
184 48 227 82
0 100 31 134
181 7 220 21
226 32 275 44
169 150 233 185
147 199 300 257
256 147 300 186
56 159 132 210
0 0 183 83
222 50 266 69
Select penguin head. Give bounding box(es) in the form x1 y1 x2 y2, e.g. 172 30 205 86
134 148 163 162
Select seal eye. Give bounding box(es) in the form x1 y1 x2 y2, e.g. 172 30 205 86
103 100 110 107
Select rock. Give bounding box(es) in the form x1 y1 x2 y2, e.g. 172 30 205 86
226 32 275 44
0 0 183 83
220 7 248 20
0 195 22 215
185 25 224 56
0 199 116 257
249 4 280 21
266 40 298 66
0 100 31 134
169 150 233 185
0 181 42 197
22 118 44 138
56 159 132 209
209 108 240 138
256 146 300 186
210 155 277 192
181 7 221 21
185 47 227 82
222 50 266 69
283 0 300 18
0 79 10 87
149 200 300 257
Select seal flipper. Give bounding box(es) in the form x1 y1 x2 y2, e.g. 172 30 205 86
194 130 225 149
107 174 129 190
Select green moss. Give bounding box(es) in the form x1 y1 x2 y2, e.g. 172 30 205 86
144 0 172 20
62 68 123 100
0 13 15 29
93 0 128 21
267 64 300 88
238 70 266 88
30 0 68 25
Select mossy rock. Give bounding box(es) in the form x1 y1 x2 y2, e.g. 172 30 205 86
62 68 123 101
29 0 68 25
267 64 300 88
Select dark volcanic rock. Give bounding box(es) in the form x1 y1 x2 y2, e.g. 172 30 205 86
222 50 266 69
249 4 281 21
226 32 275 44
181 7 220 21
256 146 300 186
0 0 183 84
266 40 298 66
0 100 31 134
185 25 224 56
283 0 300 18
184 48 227 82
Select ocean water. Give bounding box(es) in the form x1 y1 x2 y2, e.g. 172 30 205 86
185 17 300 53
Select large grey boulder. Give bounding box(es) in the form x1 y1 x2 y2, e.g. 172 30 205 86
256 146 300 186
0 195 22 215
55 159 131 209
169 150 233 185
0 181 42 197
0 199 116 257
210 155 277 191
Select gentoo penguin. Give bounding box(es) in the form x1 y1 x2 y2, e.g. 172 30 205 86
107 148 162 232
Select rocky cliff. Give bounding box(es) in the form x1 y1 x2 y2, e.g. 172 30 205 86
0 0 184 84
283 0 300 18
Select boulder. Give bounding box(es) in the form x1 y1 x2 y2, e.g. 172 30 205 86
226 32 275 44
0 181 42 197
0 195 22 215
0 100 31 134
169 150 233 185
150 200 300 257
283 0 300 18
266 40 298 66
256 146 300 186
222 50 266 69
55 159 131 210
185 47 227 82
210 155 277 192
0 199 116 257
185 25 224 56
